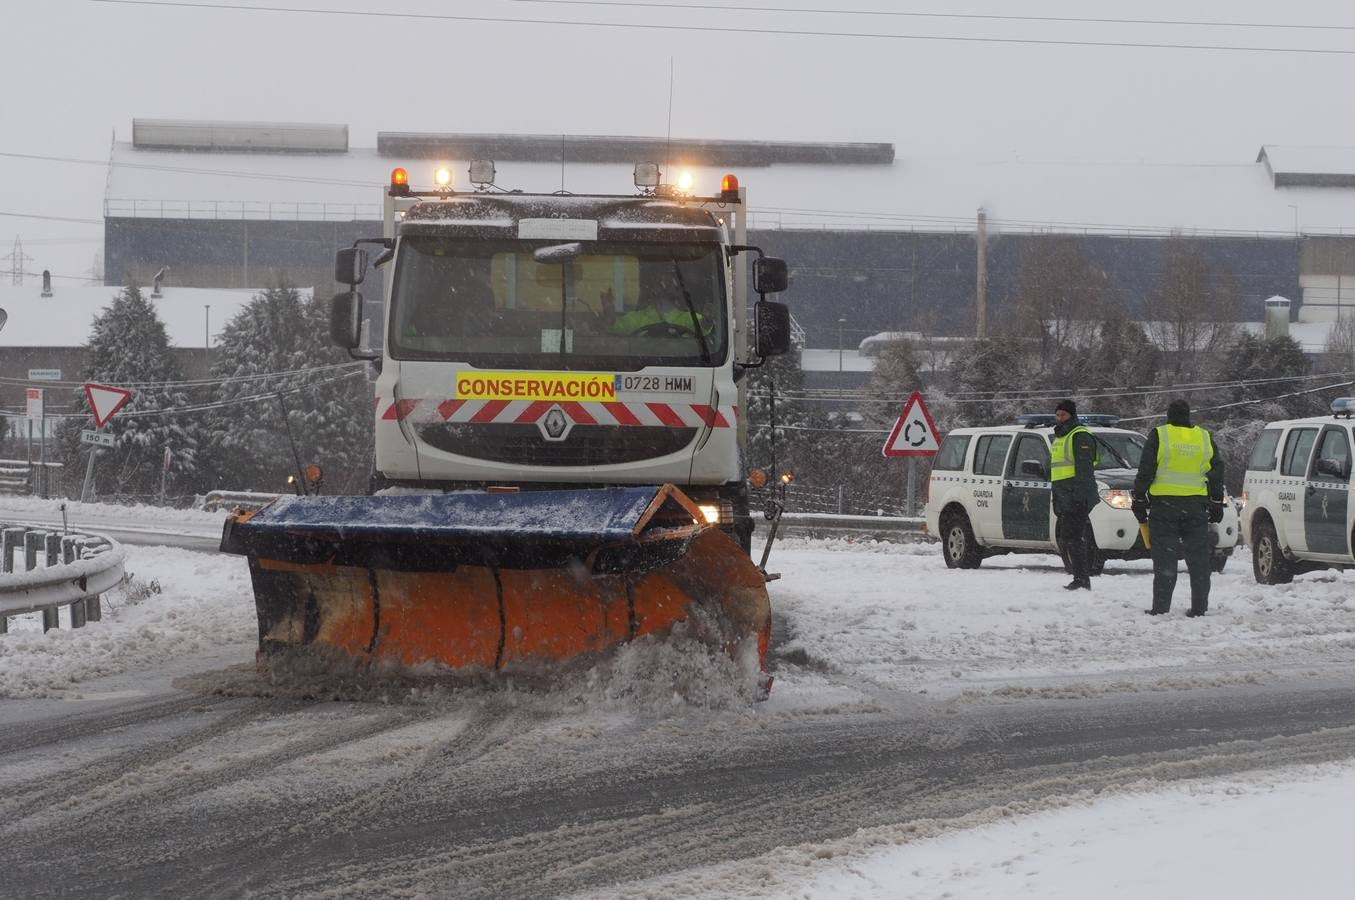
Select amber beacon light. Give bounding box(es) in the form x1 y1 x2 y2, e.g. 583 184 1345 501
390 167 410 195
720 173 740 201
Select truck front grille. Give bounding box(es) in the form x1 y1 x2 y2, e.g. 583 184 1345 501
416 423 697 467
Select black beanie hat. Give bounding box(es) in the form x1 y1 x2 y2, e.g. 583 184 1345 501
1167 399 1191 425
1055 399 1078 418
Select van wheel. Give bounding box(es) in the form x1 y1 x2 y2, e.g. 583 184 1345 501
941 512 983 569
1251 519 1293 584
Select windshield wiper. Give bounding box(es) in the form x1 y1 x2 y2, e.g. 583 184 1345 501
670 261 712 366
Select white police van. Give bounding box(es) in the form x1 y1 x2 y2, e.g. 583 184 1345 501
924 414 1241 573
1242 398 1355 583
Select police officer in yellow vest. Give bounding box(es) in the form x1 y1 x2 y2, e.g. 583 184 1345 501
1051 399 1100 591
1132 399 1226 617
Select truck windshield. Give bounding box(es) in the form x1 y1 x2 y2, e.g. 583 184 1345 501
389 237 728 369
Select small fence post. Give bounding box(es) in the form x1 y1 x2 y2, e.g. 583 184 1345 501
44 532 60 566
24 531 45 572
2 527 25 573
61 536 78 565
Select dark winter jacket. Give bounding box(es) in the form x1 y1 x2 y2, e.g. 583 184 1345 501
1050 422 1099 511
1133 412 1225 502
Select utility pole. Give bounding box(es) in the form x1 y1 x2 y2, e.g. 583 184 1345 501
837 318 846 372
204 304 211 367
976 208 988 339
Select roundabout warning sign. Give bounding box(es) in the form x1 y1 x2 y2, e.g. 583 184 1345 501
883 392 941 457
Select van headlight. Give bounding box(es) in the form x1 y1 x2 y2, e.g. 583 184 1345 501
1099 489 1134 510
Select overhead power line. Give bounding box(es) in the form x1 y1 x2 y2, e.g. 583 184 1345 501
748 378 1354 436
0 369 367 420
88 0 1355 55
0 210 103 226
511 0 1355 34
0 361 365 391
0 150 382 189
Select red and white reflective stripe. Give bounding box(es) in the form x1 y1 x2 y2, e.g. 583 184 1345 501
379 398 738 428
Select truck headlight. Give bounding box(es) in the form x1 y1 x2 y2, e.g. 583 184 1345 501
697 502 734 526
1099 489 1134 510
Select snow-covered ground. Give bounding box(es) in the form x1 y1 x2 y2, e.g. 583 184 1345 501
3 500 1354 897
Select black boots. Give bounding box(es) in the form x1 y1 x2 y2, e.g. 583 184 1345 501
1144 609 1168 615
1186 609 1206 618
1064 578 1091 591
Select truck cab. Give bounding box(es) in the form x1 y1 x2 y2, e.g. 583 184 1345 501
330 164 791 549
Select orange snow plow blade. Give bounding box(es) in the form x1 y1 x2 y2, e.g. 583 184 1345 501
220 485 770 676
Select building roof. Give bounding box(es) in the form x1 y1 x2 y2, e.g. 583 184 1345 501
0 283 307 349
1257 146 1355 188
106 132 1355 236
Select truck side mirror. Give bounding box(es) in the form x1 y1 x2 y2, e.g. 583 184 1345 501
753 257 788 294
1020 459 1047 479
335 247 369 286
330 290 363 348
755 300 792 358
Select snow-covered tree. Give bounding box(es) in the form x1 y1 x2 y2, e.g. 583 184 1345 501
1011 236 1108 381
949 337 1030 427
56 283 202 498
205 284 372 493
1142 238 1241 380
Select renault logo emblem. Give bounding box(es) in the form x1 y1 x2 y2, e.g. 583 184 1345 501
538 405 573 442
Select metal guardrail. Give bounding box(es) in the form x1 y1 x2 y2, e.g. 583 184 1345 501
199 490 283 513
761 512 930 542
0 526 126 633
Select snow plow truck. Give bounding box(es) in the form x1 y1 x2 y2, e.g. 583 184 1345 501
221 160 792 685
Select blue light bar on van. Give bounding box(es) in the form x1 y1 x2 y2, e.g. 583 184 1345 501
1333 397 1355 418
1017 413 1121 428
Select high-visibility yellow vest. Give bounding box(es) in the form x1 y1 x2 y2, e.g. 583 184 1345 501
613 306 709 335
1050 425 1099 481
1149 424 1212 496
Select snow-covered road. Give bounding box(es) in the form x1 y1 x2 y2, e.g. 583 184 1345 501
1 499 1354 898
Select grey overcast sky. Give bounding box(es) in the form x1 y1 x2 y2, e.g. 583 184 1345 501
5 0 1355 277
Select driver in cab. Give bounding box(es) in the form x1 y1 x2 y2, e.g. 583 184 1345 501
601 286 710 337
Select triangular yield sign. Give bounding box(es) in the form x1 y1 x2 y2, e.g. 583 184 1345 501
883 391 941 457
85 382 133 429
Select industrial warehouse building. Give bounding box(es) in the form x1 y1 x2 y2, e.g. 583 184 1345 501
100 120 1355 371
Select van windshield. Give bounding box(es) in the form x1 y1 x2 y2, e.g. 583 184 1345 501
388 237 727 370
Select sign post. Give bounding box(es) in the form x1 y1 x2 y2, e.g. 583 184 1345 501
27 389 46 497
883 391 942 516
80 383 134 503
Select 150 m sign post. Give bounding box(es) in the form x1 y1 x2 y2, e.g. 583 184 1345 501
80 383 133 502
883 391 942 516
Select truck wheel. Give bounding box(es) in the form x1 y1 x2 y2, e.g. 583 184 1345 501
941 511 983 569
1251 519 1293 584
1211 551 1230 574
